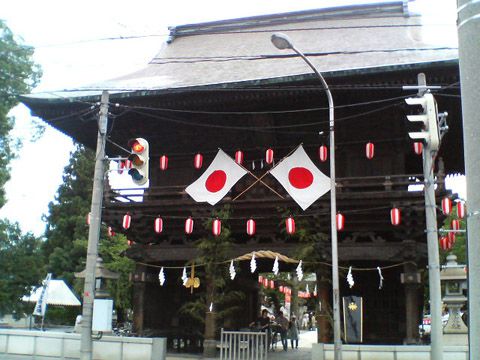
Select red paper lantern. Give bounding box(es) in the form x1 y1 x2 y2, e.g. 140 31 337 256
285 216 295 235
442 197 452 215
122 213 131 230
154 216 163 234
439 236 453 251
194 153 203 169
413 142 423 155
318 145 328 162
117 160 125 174
212 218 222 236
269 280 275 289
447 231 456 245
366 142 375 159
124 159 132 169
246 218 256 236
258 275 263 284
86 212 91 225
336 213 345 231
451 219 460 231
159 155 168 170
457 202 466 219
263 278 268 287
390 208 401 226
279 285 284 293
265 148 274 164
235 150 244 165
185 217 194 234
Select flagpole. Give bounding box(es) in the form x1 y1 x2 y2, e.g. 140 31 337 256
271 33 342 360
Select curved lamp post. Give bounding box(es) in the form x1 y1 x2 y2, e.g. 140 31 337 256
271 32 342 360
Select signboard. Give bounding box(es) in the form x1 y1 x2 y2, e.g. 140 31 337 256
92 299 113 332
342 296 363 343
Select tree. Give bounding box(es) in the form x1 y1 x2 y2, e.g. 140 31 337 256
43 144 134 321
0 219 44 316
0 20 42 208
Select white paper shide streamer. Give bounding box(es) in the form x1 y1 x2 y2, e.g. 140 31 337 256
182 267 188 286
250 252 257 273
272 256 279 275
159 267 166 286
377 266 384 289
306 284 310 294
296 260 304 281
229 260 236 280
347 266 354 288
209 302 213 312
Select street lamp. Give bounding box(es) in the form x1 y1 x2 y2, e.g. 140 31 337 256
271 33 342 360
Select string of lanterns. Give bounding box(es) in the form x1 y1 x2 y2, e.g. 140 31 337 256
115 141 425 174
439 197 466 251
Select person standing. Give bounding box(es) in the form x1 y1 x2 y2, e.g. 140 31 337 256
288 315 300 349
275 311 289 351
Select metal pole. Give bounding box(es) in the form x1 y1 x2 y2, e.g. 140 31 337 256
291 47 342 360
457 1 480 358
422 146 443 360
80 90 109 360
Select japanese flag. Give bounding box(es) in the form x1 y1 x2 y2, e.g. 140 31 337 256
185 149 247 205
270 145 330 210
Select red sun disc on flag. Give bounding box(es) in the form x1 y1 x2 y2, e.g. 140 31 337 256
288 167 314 189
205 170 227 193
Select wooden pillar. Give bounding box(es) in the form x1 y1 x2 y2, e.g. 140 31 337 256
132 264 146 336
316 271 332 343
203 274 217 358
401 240 421 344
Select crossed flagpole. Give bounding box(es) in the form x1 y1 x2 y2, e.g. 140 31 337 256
232 144 302 201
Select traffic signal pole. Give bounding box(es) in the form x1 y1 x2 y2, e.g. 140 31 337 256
457 1 480 358
422 144 443 360
80 91 109 360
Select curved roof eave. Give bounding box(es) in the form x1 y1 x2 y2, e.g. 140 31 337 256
20 58 459 107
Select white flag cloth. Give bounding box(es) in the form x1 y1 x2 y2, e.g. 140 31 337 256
33 273 52 316
186 149 248 205
270 145 330 210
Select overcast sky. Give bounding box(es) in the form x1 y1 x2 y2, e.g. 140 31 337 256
0 0 462 236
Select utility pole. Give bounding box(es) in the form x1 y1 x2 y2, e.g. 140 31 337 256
80 91 109 360
422 135 443 360
457 1 480 358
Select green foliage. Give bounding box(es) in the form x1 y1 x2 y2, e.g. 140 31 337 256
0 219 44 316
178 206 246 332
42 145 94 284
0 20 42 208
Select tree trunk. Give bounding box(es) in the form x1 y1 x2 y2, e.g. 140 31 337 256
316 273 332 343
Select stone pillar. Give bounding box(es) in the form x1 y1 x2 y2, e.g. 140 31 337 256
401 240 421 344
132 264 146 336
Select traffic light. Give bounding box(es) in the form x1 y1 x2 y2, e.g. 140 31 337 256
127 138 149 185
405 93 440 151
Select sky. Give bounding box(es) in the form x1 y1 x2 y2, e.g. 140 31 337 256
0 0 463 236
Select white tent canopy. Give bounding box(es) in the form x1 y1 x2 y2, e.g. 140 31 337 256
22 280 81 306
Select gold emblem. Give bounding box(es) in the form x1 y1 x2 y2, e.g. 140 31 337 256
185 263 200 293
348 302 358 311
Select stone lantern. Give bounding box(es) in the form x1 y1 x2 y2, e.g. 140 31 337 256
440 254 468 345
75 257 120 299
